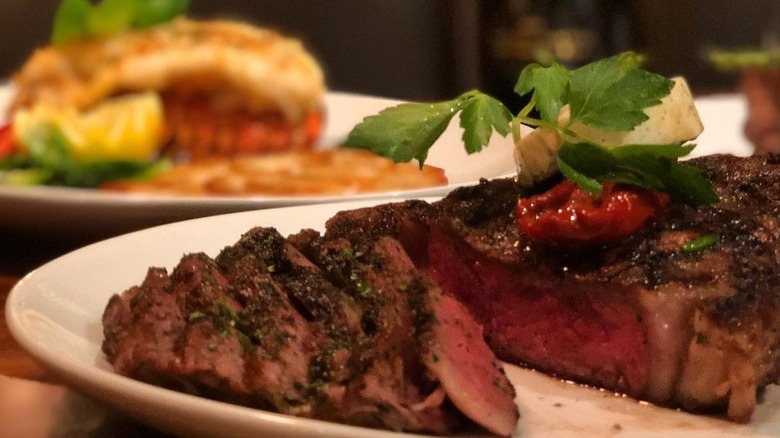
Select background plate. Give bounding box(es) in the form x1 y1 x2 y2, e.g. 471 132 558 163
0 89 518 243
690 93 753 158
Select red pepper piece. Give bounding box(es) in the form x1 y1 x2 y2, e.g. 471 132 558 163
516 180 669 248
0 123 17 157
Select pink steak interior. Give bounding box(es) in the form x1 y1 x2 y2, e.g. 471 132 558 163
421 226 649 395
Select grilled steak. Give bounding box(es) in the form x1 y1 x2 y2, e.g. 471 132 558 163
102 226 519 435
324 153 780 423
103 152 780 430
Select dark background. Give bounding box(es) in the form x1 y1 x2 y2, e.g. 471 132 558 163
0 0 775 104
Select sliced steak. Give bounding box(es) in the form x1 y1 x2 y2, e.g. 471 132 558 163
324 154 780 423
103 225 519 435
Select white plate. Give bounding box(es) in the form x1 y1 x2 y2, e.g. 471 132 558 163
691 93 754 158
0 89 517 242
6 200 780 438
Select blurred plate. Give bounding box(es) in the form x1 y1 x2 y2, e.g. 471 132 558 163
7 199 780 438
691 93 753 158
0 88 516 242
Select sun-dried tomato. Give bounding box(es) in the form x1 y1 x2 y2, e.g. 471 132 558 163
516 180 669 247
0 124 17 157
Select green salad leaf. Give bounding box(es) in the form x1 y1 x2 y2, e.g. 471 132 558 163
344 51 718 207
0 125 169 187
52 0 189 44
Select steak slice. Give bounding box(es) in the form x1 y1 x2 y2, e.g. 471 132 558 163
324 154 780 423
103 225 519 435
307 227 519 435
102 253 261 406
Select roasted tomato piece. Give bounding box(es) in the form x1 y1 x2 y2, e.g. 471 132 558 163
516 180 669 247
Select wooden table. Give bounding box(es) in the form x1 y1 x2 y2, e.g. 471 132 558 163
0 234 173 438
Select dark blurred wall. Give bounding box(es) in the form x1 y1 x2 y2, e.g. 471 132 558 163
187 1 480 100
0 0 773 101
633 0 774 92
0 0 59 80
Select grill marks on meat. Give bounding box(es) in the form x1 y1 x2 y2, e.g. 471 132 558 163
102 254 258 405
213 231 321 413
323 154 780 423
289 232 452 431
102 226 518 435
313 226 519 435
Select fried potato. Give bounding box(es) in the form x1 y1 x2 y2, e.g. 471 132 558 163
102 148 448 196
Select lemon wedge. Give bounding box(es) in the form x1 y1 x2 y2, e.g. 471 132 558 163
13 92 164 162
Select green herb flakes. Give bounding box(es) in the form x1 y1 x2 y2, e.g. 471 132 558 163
188 310 206 322
682 235 720 253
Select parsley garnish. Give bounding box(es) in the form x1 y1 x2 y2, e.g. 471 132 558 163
557 143 719 207
346 90 512 165
541 52 672 131
344 52 718 207
52 0 189 44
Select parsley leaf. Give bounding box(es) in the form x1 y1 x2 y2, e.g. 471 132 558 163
459 92 513 153
514 63 570 123
573 69 674 131
557 142 718 206
345 91 511 165
345 99 458 164
515 52 673 132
